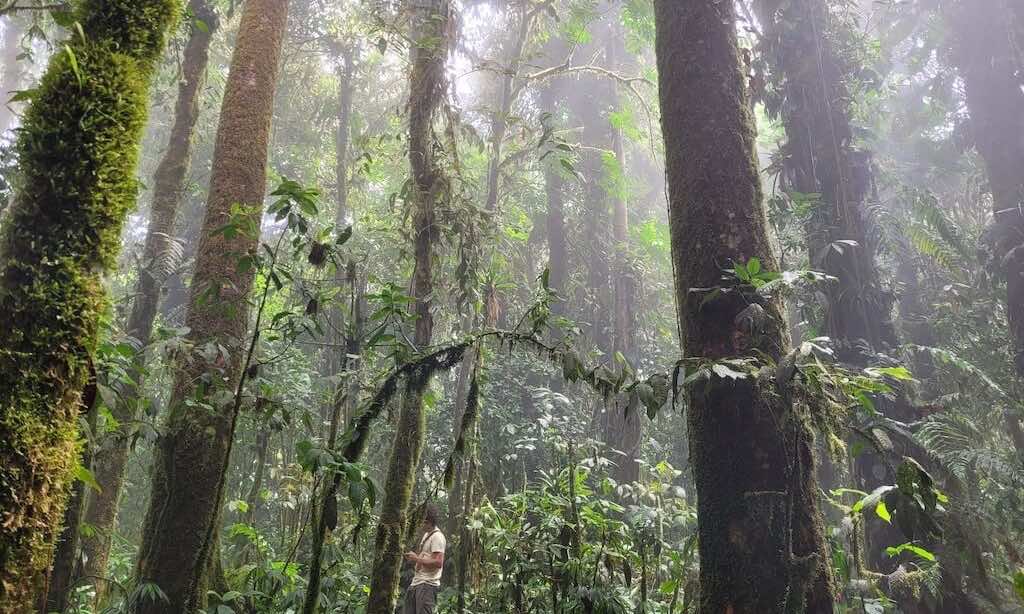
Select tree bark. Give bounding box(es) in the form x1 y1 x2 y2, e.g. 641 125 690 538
364 0 451 611
653 1 836 611
0 2 177 608
131 1 289 611
79 2 218 594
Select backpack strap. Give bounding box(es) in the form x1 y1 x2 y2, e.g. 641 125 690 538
419 529 439 552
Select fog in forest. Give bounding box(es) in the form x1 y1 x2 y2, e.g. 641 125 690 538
0 0 1023 613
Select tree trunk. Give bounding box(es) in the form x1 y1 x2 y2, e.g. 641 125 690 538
448 0 535 563
758 0 898 366
757 0 927 586
605 18 641 487
303 270 365 614
364 0 450 611
0 2 177 608
653 1 836 611
541 86 568 314
0 18 23 137
79 2 218 593
131 1 289 611
948 0 1024 460
334 47 355 227
39 404 98 613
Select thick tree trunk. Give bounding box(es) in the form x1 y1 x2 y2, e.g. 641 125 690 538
758 0 898 365
758 0 925 584
949 0 1024 460
653 2 836 611
364 1 450 611
0 3 177 608
131 1 289 611
79 2 218 593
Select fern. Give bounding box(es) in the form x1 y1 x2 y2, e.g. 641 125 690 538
910 192 971 262
916 413 1024 486
903 345 1009 400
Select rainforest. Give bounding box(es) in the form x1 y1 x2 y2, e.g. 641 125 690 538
0 0 1023 613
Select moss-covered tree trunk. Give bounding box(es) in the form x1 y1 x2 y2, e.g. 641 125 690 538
948 0 1024 459
756 0 918 583
131 1 289 611
79 2 218 594
653 1 836 611
364 1 451 611
0 1 178 608
39 404 98 613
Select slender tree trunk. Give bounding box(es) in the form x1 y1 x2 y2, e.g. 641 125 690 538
334 47 355 227
0 3 178 608
233 426 270 564
541 87 568 313
303 270 365 614
132 1 290 611
604 18 641 487
0 19 23 137
79 2 218 593
653 2 836 611
483 0 530 212
448 0 534 560
364 0 451 611
303 44 363 612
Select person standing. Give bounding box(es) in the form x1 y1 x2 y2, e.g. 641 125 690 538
402 504 446 614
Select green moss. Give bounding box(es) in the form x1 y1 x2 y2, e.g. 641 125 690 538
0 1 179 607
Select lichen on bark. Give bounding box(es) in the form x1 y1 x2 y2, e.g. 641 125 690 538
0 0 178 607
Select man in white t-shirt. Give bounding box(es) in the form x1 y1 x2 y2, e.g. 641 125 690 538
402 503 447 614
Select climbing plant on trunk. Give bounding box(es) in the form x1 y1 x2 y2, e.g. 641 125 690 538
364 0 451 611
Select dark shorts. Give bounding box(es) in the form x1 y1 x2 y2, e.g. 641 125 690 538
402 583 439 614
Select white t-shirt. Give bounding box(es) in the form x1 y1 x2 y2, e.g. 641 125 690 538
411 529 446 587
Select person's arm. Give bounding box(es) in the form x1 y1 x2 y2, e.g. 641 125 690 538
414 550 444 570
403 534 445 569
